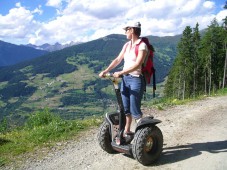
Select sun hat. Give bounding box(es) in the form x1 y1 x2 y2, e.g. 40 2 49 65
123 21 141 30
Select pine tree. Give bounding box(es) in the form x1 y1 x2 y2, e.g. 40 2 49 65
222 16 227 88
199 35 210 95
164 26 194 99
192 23 201 97
180 26 194 99
203 19 225 93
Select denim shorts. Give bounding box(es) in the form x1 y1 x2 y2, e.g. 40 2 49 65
120 74 145 119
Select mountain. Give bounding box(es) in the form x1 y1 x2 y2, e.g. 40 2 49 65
0 34 181 125
25 41 82 52
0 40 48 67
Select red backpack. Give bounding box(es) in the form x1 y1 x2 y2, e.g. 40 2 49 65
135 37 155 85
136 37 156 97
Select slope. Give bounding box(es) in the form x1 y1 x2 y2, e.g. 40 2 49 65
0 40 48 66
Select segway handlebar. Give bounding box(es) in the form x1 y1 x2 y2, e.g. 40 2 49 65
103 72 113 78
103 72 122 89
103 72 123 78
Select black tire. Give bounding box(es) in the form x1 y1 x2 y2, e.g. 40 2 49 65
132 126 163 165
97 121 115 153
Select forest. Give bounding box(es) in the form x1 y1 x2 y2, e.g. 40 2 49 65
164 12 227 99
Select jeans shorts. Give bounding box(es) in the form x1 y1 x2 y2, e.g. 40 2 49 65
120 74 145 119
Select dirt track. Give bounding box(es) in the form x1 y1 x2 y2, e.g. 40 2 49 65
4 95 227 170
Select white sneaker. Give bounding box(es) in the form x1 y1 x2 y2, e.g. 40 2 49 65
136 118 142 123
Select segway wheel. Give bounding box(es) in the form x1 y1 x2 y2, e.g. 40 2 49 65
132 126 163 165
97 121 115 153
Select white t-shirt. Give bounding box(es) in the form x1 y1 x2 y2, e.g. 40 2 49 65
123 39 148 76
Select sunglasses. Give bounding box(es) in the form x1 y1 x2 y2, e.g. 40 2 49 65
125 27 132 32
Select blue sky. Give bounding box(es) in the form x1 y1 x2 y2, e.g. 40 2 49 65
0 0 226 45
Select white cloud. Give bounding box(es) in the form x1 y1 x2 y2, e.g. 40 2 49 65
15 2 21 7
216 10 227 23
32 5 43 15
0 0 226 45
203 1 215 9
0 3 41 44
46 0 63 8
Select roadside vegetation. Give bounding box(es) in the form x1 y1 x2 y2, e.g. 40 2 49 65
0 108 102 167
144 87 227 111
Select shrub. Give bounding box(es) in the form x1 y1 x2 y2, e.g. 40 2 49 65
0 157 5 167
25 108 60 129
0 117 7 133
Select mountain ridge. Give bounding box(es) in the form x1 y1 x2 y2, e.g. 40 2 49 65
0 40 48 67
25 41 82 52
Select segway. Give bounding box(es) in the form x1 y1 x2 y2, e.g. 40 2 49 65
97 73 163 165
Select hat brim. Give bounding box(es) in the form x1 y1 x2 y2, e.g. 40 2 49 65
123 26 131 30
123 25 140 30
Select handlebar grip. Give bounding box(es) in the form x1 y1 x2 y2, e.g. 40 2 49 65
104 72 123 78
104 73 113 77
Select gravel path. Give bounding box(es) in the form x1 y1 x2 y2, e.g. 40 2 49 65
3 95 227 170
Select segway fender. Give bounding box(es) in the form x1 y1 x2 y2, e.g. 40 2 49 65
104 112 120 141
135 116 161 132
105 112 119 125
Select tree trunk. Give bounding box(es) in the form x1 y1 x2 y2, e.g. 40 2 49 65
178 74 181 99
204 71 207 95
193 68 196 98
183 80 185 100
209 54 212 95
223 42 227 88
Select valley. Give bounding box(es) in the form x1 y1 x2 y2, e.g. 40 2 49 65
0 34 180 125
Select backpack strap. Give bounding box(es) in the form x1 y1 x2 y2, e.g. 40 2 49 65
135 38 149 56
135 37 150 56
135 39 149 68
152 67 156 98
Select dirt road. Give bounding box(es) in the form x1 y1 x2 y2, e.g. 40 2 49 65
5 95 227 170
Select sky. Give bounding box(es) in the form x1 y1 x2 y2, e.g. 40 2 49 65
0 0 226 45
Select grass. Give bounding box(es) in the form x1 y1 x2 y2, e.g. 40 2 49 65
215 87 227 96
0 108 102 167
143 87 227 110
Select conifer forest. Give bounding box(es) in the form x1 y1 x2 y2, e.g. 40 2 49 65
164 15 227 99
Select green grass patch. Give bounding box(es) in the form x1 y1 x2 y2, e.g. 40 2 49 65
215 88 227 96
0 100 7 108
143 88 227 110
0 108 102 166
143 92 202 110
0 81 8 90
0 157 6 167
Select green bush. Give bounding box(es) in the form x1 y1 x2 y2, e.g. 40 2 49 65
25 108 60 129
26 121 74 144
0 117 7 133
24 108 92 144
216 88 227 95
0 157 5 167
